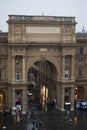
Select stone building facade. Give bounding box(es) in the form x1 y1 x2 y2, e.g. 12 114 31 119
0 15 87 113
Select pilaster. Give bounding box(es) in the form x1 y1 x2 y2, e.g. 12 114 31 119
62 56 65 79
12 89 15 106
71 87 74 111
61 88 65 111
71 56 75 80
22 56 26 82
12 56 15 82
22 89 27 114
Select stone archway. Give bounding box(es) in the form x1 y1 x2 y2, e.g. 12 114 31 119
26 58 59 109
26 56 60 79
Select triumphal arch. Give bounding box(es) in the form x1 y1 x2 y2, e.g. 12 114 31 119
7 15 76 114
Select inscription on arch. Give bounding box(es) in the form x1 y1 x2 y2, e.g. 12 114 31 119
26 26 60 34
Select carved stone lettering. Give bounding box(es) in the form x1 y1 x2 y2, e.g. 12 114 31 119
26 26 60 34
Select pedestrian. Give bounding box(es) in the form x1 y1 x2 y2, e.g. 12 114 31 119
45 102 48 112
32 120 35 126
32 127 35 130
35 123 38 130
39 121 42 127
68 118 72 125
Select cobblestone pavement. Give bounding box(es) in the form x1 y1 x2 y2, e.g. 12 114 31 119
0 113 27 130
1 109 87 130
26 108 87 130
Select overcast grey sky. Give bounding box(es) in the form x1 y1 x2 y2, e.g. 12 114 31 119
0 0 87 32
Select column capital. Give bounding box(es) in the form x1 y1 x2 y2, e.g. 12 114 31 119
11 55 16 58
22 55 26 58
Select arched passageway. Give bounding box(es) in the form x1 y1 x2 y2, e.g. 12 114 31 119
27 60 58 108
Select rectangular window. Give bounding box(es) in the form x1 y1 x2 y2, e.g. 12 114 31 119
16 72 20 80
65 55 71 65
15 56 21 65
78 69 83 77
65 70 69 79
78 59 83 65
80 47 83 54
65 58 70 65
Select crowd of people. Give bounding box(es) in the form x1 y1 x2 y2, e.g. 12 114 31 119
45 100 56 112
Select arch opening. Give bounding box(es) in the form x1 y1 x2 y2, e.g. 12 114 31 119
27 60 58 109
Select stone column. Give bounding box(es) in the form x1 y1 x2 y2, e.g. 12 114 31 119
22 89 27 114
22 56 26 82
61 87 65 111
12 89 16 115
8 86 12 108
12 56 15 82
8 49 11 82
23 25 26 43
71 56 75 80
55 84 58 109
57 85 61 109
12 89 15 106
71 87 74 111
62 56 65 79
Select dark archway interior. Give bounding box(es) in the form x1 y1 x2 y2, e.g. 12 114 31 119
27 60 58 107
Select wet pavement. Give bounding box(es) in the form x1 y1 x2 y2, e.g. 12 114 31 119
1 108 87 130
0 112 27 130
26 108 87 130
38 110 87 130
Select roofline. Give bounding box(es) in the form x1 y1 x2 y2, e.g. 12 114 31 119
8 14 76 18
